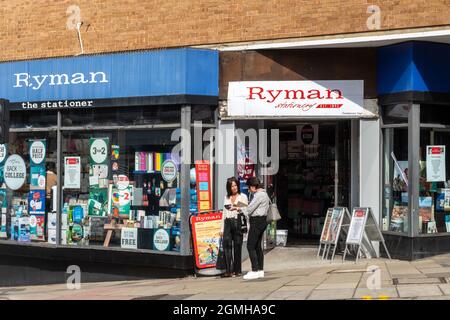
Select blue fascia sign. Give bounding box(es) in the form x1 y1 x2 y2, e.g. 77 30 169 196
0 48 218 110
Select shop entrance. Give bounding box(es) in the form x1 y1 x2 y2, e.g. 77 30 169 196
266 121 351 245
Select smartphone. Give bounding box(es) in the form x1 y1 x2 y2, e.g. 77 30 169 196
224 205 232 210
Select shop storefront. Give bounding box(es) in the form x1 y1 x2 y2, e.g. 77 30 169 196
218 41 450 260
379 41 450 260
218 77 379 247
0 48 218 285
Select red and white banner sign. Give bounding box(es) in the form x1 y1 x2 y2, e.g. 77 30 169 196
64 156 81 189
227 80 370 118
426 145 446 182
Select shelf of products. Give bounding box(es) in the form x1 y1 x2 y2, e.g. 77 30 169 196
276 143 336 239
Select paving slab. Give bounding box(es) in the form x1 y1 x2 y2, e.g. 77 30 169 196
184 293 227 300
413 264 444 270
438 284 450 295
307 289 355 300
420 267 450 272
390 273 428 279
284 291 315 300
315 282 359 290
397 285 443 298
325 274 363 283
357 280 393 289
284 276 328 286
359 273 392 283
265 290 300 300
222 293 271 300
387 268 422 275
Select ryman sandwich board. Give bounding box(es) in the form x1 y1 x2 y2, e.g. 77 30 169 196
343 207 391 263
317 207 352 262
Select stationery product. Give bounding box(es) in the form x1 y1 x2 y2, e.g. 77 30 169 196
155 153 162 171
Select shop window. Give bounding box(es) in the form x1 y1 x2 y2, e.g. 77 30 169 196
382 128 409 233
5 132 58 242
61 129 182 251
2 105 215 252
418 128 450 234
61 106 181 127
10 111 57 129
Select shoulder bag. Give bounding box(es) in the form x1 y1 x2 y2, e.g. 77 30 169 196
238 213 248 233
266 199 282 223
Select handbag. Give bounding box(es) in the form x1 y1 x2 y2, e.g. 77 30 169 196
238 213 248 233
267 200 282 223
215 237 227 270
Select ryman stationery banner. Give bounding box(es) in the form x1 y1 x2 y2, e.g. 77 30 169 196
227 80 371 118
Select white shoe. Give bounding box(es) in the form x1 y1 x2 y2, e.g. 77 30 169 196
258 271 264 278
243 271 260 280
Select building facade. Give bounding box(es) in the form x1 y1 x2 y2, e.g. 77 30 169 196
0 1 450 285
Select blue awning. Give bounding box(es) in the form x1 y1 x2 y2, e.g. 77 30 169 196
0 48 218 103
378 41 450 95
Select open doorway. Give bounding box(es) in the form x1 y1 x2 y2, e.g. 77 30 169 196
266 120 351 246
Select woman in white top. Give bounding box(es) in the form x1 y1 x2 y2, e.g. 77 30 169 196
220 177 248 277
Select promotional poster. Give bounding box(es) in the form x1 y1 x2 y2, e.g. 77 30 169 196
89 138 110 216
190 212 222 269
108 185 132 218
64 156 81 189
29 140 46 190
194 160 212 212
88 188 109 216
28 190 46 241
28 190 45 215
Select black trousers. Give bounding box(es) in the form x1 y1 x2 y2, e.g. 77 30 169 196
223 218 243 274
247 216 268 272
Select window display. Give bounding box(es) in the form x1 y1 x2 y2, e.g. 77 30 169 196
383 104 450 236
418 128 450 234
2 131 58 243
61 129 183 251
1 105 213 254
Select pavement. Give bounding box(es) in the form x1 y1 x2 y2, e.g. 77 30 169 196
3 246 450 300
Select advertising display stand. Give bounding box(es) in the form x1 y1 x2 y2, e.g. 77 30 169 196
343 207 392 263
317 207 352 262
189 210 223 277
317 208 332 258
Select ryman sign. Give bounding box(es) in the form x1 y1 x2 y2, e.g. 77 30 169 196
227 80 372 118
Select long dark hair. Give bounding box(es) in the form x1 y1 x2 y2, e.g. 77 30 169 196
226 177 241 197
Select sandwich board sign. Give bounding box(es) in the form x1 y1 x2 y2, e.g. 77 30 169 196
317 207 352 261
343 207 391 263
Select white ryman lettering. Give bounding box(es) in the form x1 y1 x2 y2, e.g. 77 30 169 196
14 71 108 90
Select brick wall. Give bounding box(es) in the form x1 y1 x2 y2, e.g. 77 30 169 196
1 0 449 61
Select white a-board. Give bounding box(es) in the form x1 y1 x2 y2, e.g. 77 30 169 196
343 207 391 262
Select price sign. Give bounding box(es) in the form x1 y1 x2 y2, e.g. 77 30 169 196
90 139 108 164
29 140 46 165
